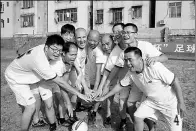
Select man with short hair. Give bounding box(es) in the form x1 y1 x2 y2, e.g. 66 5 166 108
5 34 89 131
96 46 186 131
70 28 94 112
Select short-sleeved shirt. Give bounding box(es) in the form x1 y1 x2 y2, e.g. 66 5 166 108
87 46 108 84
75 48 87 75
115 41 162 67
120 62 175 102
50 57 72 76
5 44 57 84
105 45 123 71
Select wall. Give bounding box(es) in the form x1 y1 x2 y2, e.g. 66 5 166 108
1 1 14 37
47 1 90 33
155 1 195 29
93 1 150 34
13 1 47 35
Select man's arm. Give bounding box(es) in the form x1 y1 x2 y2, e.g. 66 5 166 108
102 66 120 92
96 81 124 101
171 77 186 118
97 69 110 91
51 75 89 102
93 63 102 90
146 53 168 66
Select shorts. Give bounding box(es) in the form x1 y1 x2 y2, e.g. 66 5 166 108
127 83 143 103
5 74 36 106
134 97 182 131
31 80 58 100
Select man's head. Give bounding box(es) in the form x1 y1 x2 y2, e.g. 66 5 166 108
124 47 143 72
87 30 100 49
61 24 75 42
75 28 87 49
101 34 115 54
122 23 138 48
112 23 124 45
45 34 65 60
61 42 78 65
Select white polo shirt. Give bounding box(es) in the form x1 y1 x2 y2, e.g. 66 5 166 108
120 62 175 102
5 44 57 85
87 46 108 84
75 48 87 75
115 41 162 67
105 45 123 71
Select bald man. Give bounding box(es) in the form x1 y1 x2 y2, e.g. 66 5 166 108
69 28 94 112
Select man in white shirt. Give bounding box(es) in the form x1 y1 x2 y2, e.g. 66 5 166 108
5 35 89 131
99 23 168 131
95 47 186 131
69 28 93 112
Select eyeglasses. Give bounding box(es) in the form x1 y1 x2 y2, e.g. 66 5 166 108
121 31 137 35
49 46 63 54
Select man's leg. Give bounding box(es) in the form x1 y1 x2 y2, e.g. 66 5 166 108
5 80 37 131
134 117 145 131
39 85 56 131
118 86 130 131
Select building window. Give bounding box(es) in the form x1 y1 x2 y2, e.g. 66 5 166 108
132 6 142 19
169 2 181 18
0 2 4 13
7 18 9 23
22 0 33 9
7 2 9 7
21 14 34 27
96 10 103 24
56 8 77 22
1 19 4 28
111 8 123 24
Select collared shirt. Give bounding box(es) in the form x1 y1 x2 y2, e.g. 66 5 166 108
120 62 175 102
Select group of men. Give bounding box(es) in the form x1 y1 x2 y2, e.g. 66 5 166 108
5 22 186 131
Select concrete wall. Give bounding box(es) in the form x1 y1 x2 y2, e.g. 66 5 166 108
155 1 195 29
48 1 90 33
14 1 47 35
93 1 150 34
1 1 14 37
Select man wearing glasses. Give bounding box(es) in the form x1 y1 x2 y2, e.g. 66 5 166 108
99 23 168 131
5 34 90 131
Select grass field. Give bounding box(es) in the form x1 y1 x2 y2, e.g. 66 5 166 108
1 48 195 131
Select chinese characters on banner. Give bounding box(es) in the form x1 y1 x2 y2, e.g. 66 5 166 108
153 43 195 53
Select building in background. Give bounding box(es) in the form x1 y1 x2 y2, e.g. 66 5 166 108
93 1 154 33
155 1 195 29
13 0 48 35
1 1 15 37
0 0 195 37
48 0 90 33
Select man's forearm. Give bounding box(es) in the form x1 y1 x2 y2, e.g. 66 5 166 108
97 70 109 90
172 77 184 104
103 82 123 99
53 77 81 96
157 54 168 63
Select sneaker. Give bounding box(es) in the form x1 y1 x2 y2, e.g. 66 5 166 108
103 117 111 128
88 111 96 125
49 123 57 131
32 119 47 127
119 119 127 131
